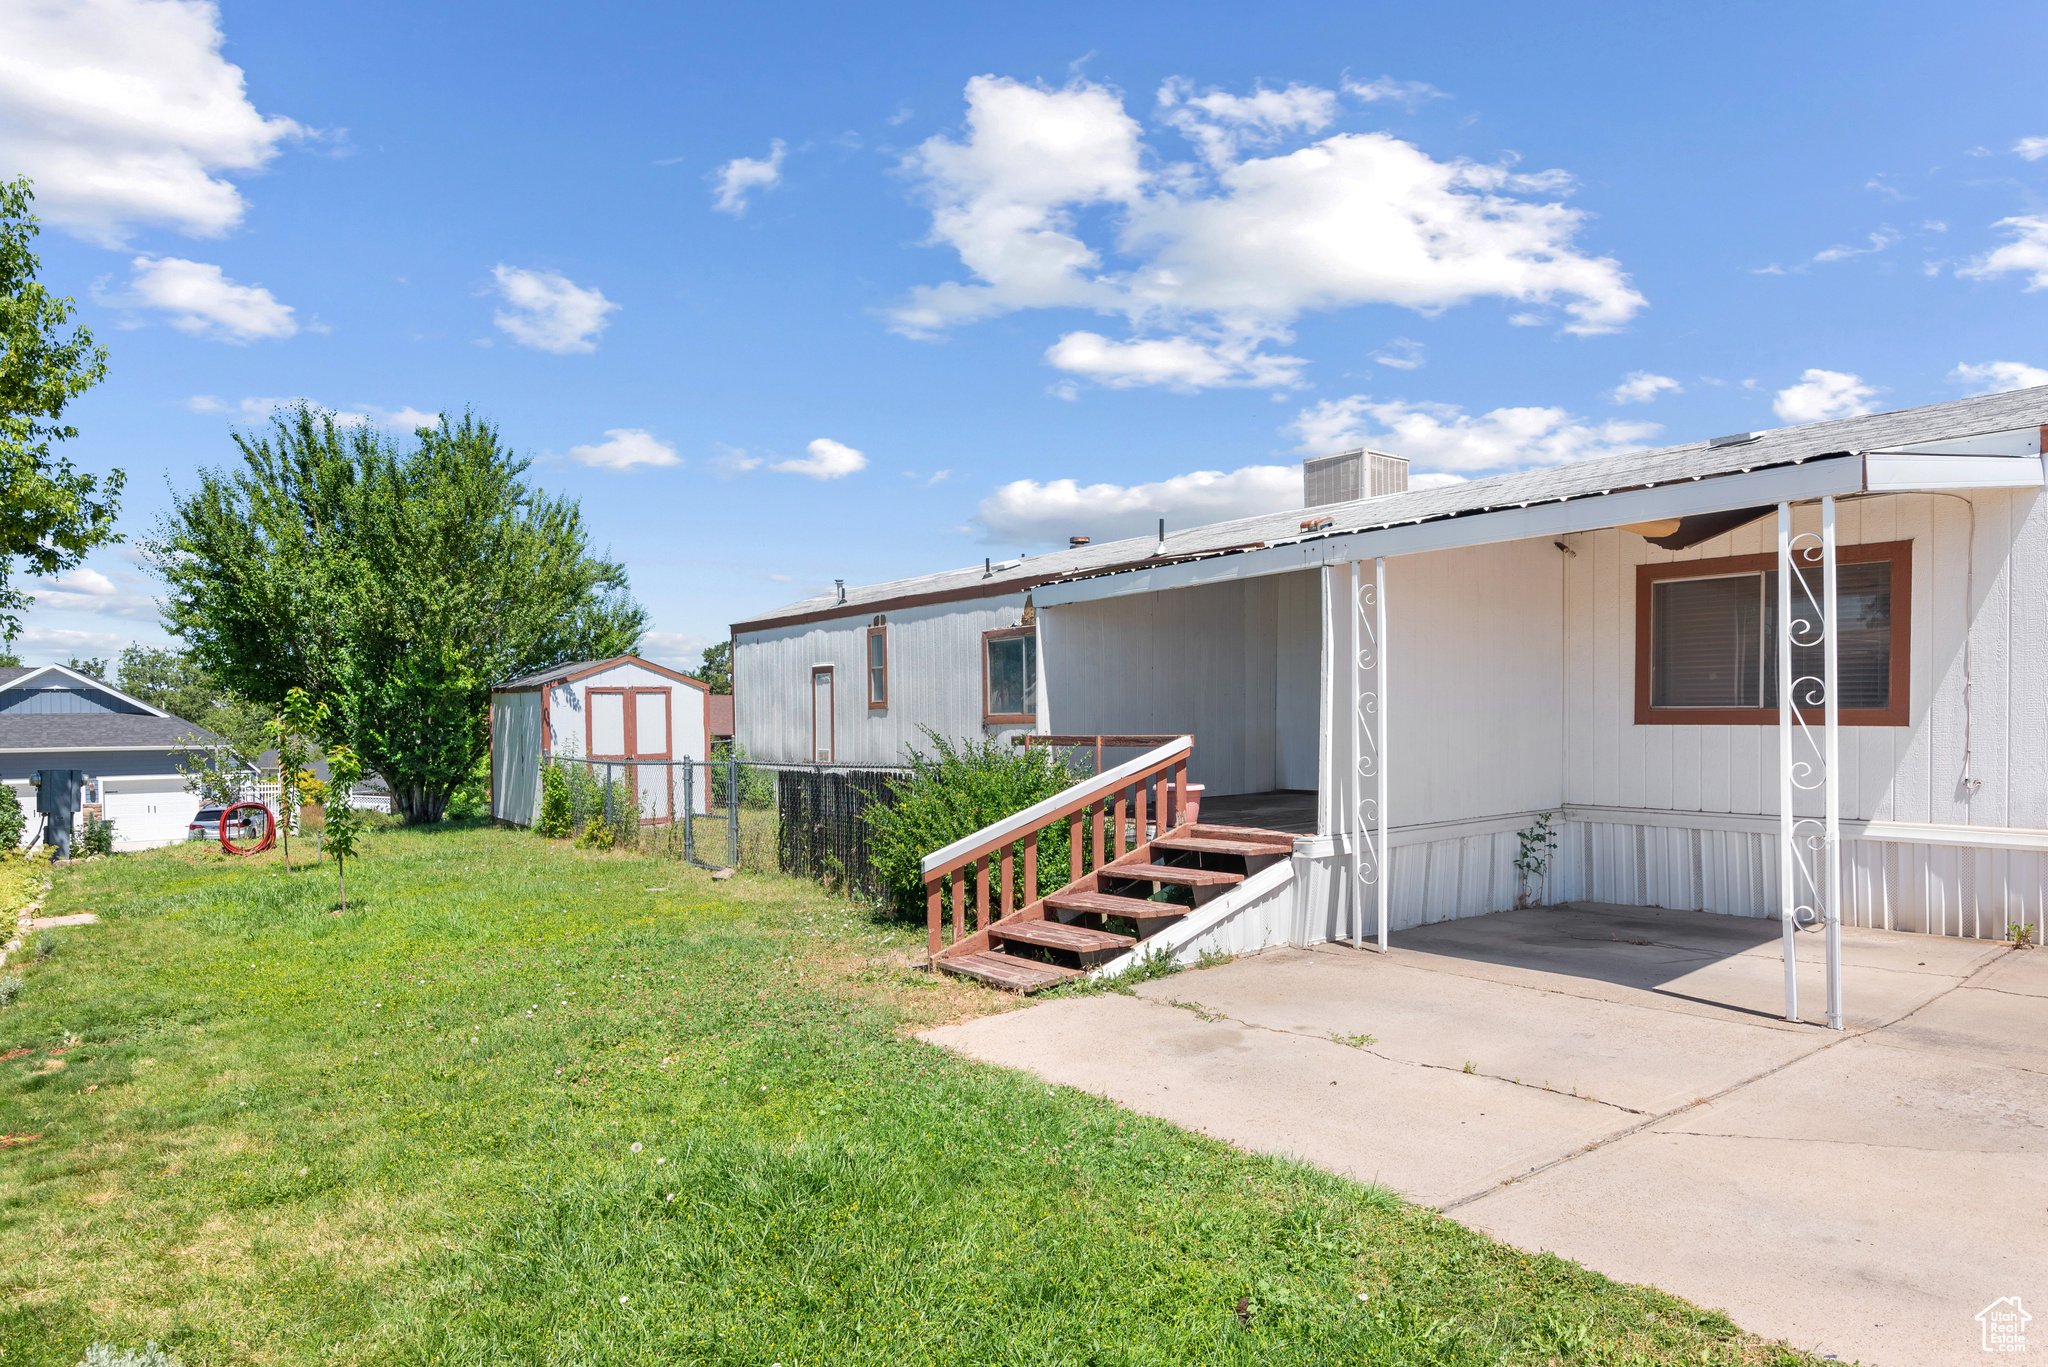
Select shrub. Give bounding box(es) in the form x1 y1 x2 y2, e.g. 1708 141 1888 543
535 763 571 839
707 740 774 809
0 975 20 1007
81 813 115 857
77 1344 183 1367
862 730 1075 920
31 930 53 960
444 751 492 820
0 784 22 854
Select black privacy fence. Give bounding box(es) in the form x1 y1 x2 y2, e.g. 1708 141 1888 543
544 757 905 902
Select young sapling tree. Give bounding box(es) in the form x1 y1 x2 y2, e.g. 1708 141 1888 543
323 744 368 913
270 687 325 872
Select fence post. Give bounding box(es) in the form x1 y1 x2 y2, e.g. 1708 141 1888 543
727 759 739 869
604 763 615 830
682 757 694 865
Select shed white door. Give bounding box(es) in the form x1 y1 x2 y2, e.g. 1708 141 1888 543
634 690 671 820
812 668 834 762
589 691 628 756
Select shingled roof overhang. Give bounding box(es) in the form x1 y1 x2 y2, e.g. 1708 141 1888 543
731 387 2048 631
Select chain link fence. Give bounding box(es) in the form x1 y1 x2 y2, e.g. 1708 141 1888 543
545 757 906 902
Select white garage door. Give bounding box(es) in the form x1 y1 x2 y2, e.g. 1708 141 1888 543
103 786 202 849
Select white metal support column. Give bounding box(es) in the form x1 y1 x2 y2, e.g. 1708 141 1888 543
1776 499 1844 1029
1349 558 1389 952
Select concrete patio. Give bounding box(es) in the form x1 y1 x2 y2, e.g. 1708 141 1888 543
921 903 2044 1367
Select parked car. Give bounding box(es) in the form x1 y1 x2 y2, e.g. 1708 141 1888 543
186 804 272 844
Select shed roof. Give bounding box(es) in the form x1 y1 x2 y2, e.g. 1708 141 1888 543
732 385 2048 633
493 654 708 693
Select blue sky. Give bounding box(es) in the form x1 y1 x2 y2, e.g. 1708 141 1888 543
6 0 2047 673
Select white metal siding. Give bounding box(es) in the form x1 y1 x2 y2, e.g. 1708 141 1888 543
1039 572 1319 796
734 593 1032 765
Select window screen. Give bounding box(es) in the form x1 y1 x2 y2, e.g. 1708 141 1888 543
1652 575 1762 708
1650 561 1892 712
985 634 1036 717
1766 561 1892 710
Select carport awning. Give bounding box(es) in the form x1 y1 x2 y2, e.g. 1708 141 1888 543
1034 447 2043 608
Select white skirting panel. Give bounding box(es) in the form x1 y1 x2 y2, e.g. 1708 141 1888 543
1284 818 2042 947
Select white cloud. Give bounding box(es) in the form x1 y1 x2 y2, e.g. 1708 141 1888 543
975 464 1301 547
638 630 714 672
1369 337 1425 370
1342 76 1449 110
1044 330 1304 390
1158 78 1338 167
16 626 136 656
710 140 786 215
0 0 304 246
1773 369 1879 423
185 395 435 428
568 428 680 471
45 568 115 596
890 76 1643 392
1813 228 1900 263
1610 371 1681 404
1290 395 1658 474
709 443 763 476
110 255 296 341
2015 137 2048 161
770 438 868 480
1958 216 2048 290
1950 360 2048 395
490 265 618 353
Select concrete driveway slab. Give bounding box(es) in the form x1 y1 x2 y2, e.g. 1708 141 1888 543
1460 1130 2037 1367
920 992 1637 1207
1127 946 1823 1114
922 906 2042 1365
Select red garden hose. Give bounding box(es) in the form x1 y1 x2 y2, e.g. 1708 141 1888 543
219 800 277 855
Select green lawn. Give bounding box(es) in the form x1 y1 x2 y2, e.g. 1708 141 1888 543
0 824 1822 1366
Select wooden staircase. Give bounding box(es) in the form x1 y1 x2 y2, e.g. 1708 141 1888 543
918 739 1295 993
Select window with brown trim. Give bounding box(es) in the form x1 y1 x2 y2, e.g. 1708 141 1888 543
1635 540 1910 726
866 625 888 709
982 626 1037 724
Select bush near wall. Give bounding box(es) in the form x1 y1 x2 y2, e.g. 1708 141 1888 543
863 731 1075 921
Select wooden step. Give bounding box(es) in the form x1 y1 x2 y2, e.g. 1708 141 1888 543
1041 890 1190 923
1187 824 1296 847
935 950 1081 993
1150 834 1295 857
1100 862 1245 887
990 920 1135 955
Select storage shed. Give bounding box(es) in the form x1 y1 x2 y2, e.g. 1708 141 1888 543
489 655 710 826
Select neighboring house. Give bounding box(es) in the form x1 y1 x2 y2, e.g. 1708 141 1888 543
254 749 394 815
489 654 711 825
733 386 2048 955
0 663 223 850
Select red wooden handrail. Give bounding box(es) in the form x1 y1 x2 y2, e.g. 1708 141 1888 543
921 737 1193 960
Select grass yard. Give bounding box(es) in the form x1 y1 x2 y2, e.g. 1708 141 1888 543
0 823 1824 1366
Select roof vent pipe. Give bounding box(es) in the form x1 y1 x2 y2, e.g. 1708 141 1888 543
1069 535 1090 549
1155 518 1166 557
982 557 992 579
835 579 845 604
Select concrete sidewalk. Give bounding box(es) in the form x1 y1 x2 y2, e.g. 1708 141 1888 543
920 904 2041 1367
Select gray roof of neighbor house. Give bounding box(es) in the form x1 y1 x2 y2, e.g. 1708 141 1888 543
732 385 2048 633
0 713 221 752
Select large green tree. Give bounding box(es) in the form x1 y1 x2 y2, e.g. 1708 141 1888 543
116 643 270 759
153 404 645 823
0 177 122 642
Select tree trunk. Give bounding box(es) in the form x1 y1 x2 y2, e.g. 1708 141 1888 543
337 856 347 913
391 781 449 824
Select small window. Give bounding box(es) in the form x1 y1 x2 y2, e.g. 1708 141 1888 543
1636 541 1909 726
983 628 1037 723
866 626 888 708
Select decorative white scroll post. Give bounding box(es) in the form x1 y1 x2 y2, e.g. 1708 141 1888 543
1776 499 1844 1029
1349 558 1390 952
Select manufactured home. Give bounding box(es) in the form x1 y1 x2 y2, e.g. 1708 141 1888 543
732 388 2048 1015
489 654 712 825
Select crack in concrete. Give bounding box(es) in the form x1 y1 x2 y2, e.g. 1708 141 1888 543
1652 1129 2040 1153
1145 994 1651 1116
